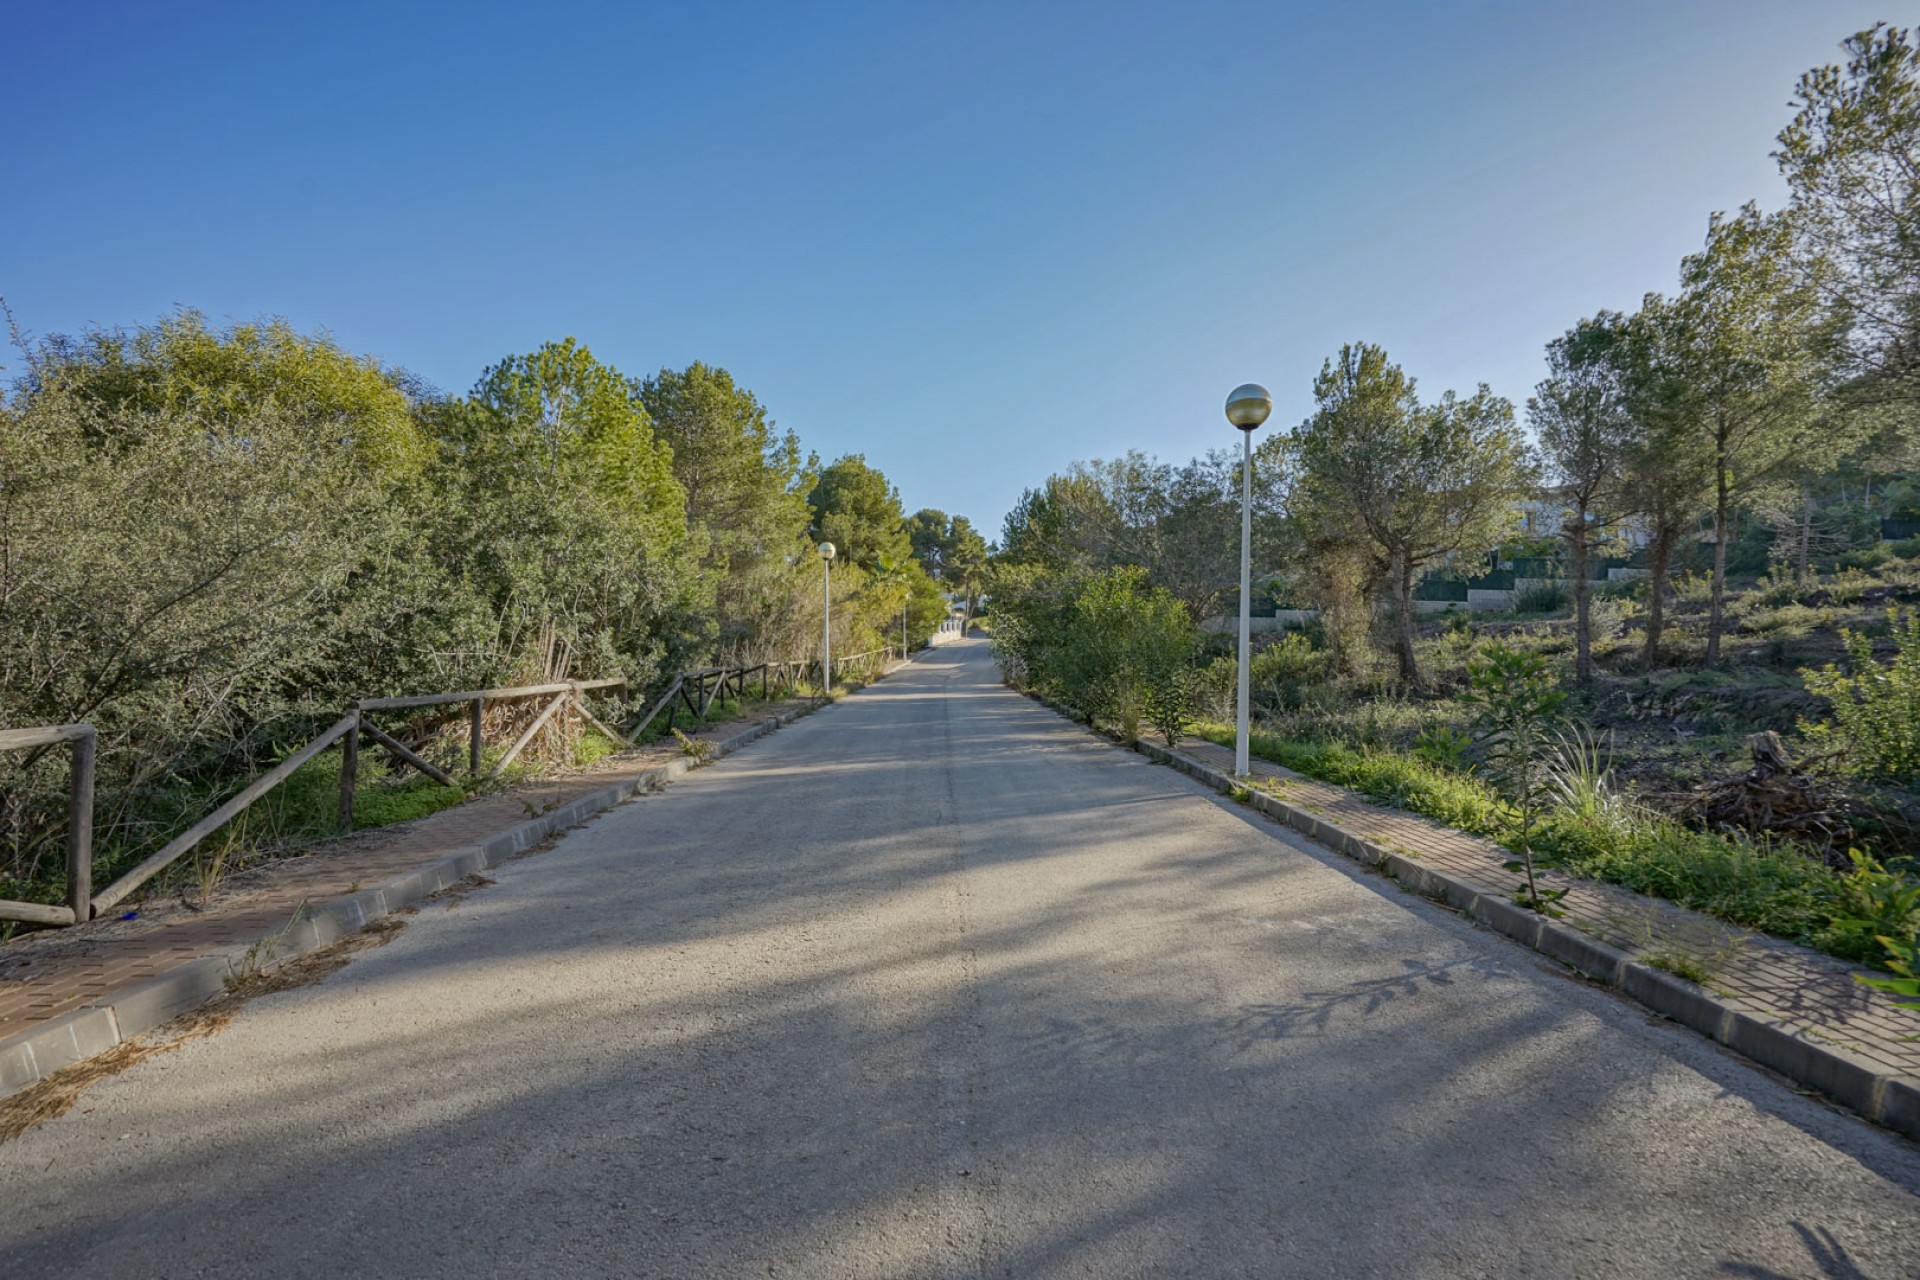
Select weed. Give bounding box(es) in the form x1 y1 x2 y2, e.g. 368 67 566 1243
671 728 716 761
1816 851 1920 962
1855 934 1920 1011
1413 725 1473 772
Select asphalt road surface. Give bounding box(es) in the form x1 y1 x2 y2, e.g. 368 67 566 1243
4 638 1920 1279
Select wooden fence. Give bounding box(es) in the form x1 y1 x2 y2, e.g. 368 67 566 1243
0 647 913 928
0 725 95 926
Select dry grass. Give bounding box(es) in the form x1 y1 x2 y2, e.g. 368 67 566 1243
0 914 409 1143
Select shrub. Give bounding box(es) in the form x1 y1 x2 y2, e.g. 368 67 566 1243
1672 571 1714 605
1742 602 1827 640
1249 632 1326 708
1824 567 1876 604
1513 579 1569 615
1835 544 1894 572
1816 851 1920 963
1800 608 1920 786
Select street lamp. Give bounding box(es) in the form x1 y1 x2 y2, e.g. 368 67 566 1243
819 542 836 695
1225 382 1272 778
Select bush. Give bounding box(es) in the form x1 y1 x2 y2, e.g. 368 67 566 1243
1800 608 1920 786
1513 579 1569 615
1249 632 1325 709
1824 567 1876 604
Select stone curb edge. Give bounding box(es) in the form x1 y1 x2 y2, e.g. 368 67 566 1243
0 692 842 1099
1020 689 1920 1144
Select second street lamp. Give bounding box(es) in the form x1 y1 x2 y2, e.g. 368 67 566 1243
1224 382 1272 778
818 542 837 695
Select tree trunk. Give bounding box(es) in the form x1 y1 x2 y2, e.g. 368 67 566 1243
1392 550 1421 690
1795 481 1812 582
1707 456 1729 665
1570 506 1592 685
1642 525 1673 671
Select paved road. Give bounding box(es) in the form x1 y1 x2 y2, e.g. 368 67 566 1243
4 639 1920 1279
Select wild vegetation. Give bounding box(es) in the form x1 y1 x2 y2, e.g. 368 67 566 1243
990 24 1920 974
0 311 973 912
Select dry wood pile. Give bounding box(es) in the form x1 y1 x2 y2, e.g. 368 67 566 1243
1681 732 1851 865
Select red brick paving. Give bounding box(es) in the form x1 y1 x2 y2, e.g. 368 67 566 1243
1178 738 1920 1080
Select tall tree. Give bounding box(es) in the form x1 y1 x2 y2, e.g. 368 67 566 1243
807 454 910 571
1670 206 1838 662
1530 315 1635 684
637 362 808 573
637 362 811 652
1599 296 1714 670
905 508 954 577
445 338 693 680
1777 24 1920 406
1293 342 1533 689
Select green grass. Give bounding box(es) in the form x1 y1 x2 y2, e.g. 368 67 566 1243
1190 720 1508 836
1187 719 1912 968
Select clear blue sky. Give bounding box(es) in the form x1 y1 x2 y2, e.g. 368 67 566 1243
3 2 1898 538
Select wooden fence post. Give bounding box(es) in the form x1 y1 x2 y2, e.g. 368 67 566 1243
67 729 95 923
470 696 484 777
339 708 360 833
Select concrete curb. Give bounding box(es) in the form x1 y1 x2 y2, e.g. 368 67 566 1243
1019 689 1920 1143
0 698 829 1098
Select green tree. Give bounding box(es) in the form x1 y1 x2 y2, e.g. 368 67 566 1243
1670 205 1840 663
440 338 693 682
1776 24 1920 404
807 454 910 570
1531 316 1636 684
1294 343 1534 689
637 362 811 654
1592 297 1714 669
905 508 991 618
905 508 953 576
637 361 808 575
28 310 431 481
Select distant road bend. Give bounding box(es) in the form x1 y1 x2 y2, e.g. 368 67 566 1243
3 638 1919 1278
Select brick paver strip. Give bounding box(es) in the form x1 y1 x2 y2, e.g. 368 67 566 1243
1124 730 1920 1136
0 688 843 1095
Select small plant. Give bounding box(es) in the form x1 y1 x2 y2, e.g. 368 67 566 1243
1825 566 1875 605
1585 596 1626 643
1672 570 1714 605
1465 642 1569 915
1799 607 1920 785
1750 569 1801 607
1854 934 1920 1012
1818 850 1920 962
1545 725 1628 827
1412 724 1472 771
672 728 715 761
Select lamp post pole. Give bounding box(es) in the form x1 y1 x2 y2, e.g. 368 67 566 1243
819 542 836 695
1224 383 1273 778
